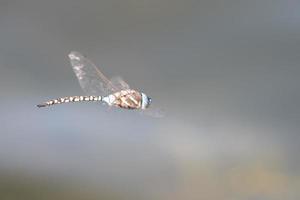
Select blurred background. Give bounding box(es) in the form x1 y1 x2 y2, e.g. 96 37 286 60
0 0 299 199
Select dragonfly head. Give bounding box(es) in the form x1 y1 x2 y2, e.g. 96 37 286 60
141 93 152 109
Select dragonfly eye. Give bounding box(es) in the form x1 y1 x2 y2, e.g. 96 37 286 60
147 97 152 108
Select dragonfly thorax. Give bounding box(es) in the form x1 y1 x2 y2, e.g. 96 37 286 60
103 89 145 110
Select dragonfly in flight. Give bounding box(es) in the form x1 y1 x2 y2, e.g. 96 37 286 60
37 51 158 114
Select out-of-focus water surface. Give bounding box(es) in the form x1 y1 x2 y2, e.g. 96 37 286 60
0 0 299 199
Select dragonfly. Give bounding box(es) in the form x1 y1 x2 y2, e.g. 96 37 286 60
37 51 160 115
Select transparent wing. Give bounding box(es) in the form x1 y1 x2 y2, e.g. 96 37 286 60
68 51 130 96
140 98 165 118
140 107 165 118
110 76 130 90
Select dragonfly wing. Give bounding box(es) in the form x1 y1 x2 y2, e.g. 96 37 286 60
109 76 130 91
69 51 119 96
141 108 165 118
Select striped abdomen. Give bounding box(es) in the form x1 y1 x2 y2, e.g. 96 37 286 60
37 95 102 108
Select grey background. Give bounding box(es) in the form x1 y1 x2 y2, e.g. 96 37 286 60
0 0 299 199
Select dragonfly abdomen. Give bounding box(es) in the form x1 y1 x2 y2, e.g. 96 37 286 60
37 95 102 107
